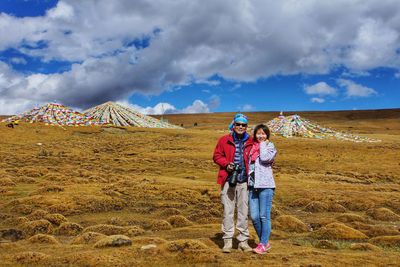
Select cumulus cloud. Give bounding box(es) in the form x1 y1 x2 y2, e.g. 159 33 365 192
0 0 400 113
117 99 210 115
304 82 337 96
10 57 27 65
337 79 378 97
310 97 325 103
238 104 254 112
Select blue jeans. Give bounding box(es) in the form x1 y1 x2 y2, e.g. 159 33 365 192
249 188 274 245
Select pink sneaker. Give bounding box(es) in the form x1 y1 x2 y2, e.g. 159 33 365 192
253 243 272 254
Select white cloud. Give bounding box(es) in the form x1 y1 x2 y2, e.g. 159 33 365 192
10 57 27 65
117 99 210 115
182 100 210 114
337 79 378 97
304 82 337 96
238 104 254 112
311 97 325 103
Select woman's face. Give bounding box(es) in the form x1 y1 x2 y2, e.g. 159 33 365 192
256 129 267 142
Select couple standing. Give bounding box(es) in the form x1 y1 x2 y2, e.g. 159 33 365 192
213 113 277 255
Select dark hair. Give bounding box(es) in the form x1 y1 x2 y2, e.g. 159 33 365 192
253 124 270 140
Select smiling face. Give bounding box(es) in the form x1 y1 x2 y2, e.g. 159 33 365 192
233 122 248 135
256 128 267 142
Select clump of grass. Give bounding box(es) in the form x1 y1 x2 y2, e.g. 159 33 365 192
304 201 329 213
369 236 400 248
165 239 208 252
338 198 375 212
350 242 381 251
21 219 53 236
167 215 193 227
311 223 368 240
288 198 311 208
28 234 60 245
366 208 400 221
0 178 15 186
44 213 68 226
313 240 339 250
37 185 64 193
13 251 49 264
56 222 83 236
348 221 400 237
336 213 366 223
47 203 77 215
274 215 309 233
151 220 173 231
12 204 33 215
327 203 347 213
27 209 49 220
131 236 167 245
107 217 127 226
4 216 29 226
71 231 106 245
83 224 144 237
159 208 181 217
94 235 132 248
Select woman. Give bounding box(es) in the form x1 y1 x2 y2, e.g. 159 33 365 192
248 124 277 254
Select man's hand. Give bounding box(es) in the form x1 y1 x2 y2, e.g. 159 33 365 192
226 162 235 172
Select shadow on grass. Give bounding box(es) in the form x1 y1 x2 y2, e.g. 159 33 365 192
210 232 257 249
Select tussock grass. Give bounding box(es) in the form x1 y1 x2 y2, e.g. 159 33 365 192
0 111 399 266
28 234 60 244
274 215 309 233
56 222 83 236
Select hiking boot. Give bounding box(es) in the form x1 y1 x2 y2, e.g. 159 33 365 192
253 243 271 254
238 240 253 252
222 239 232 253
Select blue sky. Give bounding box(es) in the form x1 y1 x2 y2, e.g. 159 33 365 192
0 0 399 115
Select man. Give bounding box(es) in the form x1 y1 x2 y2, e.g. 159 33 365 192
213 113 253 253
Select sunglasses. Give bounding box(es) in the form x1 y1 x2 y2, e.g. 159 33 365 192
235 123 248 127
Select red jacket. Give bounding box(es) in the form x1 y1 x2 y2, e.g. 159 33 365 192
213 133 253 185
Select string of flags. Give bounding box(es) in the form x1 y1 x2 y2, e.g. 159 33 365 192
83 101 182 128
266 112 381 143
2 102 181 129
2 103 100 126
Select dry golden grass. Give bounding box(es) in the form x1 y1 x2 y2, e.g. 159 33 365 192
0 109 399 266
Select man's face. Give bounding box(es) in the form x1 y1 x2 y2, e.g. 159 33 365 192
233 122 248 135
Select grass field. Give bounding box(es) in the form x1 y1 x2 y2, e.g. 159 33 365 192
0 109 399 266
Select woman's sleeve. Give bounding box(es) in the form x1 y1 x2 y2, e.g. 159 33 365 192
259 141 277 164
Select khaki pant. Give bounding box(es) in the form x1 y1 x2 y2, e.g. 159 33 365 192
221 182 249 242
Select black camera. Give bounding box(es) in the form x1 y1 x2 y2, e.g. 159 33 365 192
228 163 241 187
